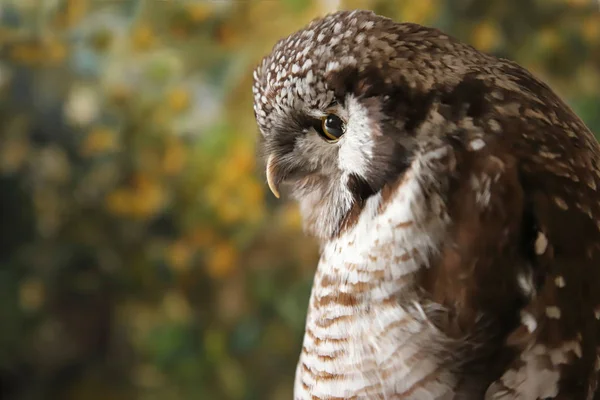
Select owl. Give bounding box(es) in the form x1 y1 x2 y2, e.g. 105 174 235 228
252 10 600 400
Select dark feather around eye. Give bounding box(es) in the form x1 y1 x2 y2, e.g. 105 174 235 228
310 118 325 136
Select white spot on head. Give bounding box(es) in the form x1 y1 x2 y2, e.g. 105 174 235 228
333 22 342 34
326 61 341 73
545 306 561 319
468 138 485 151
305 70 314 84
302 59 313 71
535 231 548 255
554 275 565 288
360 21 375 30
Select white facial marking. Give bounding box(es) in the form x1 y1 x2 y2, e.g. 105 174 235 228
337 96 376 178
554 275 565 288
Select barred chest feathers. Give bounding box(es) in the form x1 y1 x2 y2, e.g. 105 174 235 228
294 148 458 399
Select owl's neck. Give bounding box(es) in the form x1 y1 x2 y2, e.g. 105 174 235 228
296 174 358 242
294 161 456 399
313 166 446 300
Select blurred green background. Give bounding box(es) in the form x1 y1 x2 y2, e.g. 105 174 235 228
0 0 598 399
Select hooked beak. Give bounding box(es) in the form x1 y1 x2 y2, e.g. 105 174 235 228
266 154 281 199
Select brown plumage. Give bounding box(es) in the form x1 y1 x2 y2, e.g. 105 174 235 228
253 10 600 399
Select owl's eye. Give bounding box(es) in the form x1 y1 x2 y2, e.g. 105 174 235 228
318 114 346 142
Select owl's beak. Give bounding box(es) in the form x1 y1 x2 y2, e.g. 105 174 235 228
266 154 281 199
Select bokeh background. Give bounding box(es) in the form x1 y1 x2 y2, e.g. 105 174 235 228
0 0 599 399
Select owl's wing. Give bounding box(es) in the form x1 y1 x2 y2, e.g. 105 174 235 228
483 117 600 399
418 69 600 399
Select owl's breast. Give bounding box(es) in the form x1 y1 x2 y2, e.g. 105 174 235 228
294 167 459 399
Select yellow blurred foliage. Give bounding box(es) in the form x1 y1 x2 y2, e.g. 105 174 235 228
0 137 30 173
217 199 245 224
107 84 133 104
82 127 118 156
216 24 239 48
46 38 68 63
89 30 113 52
10 38 67 65
106 176 166 219
216 166 243 190
59 0 88 28
217 358 246 399
241 179 265 210
472 22 500 52
19 279 45 312
150 107 170 129
167 87 190 112
207 176 265 225
191 228 217 248
187 3 214 22
566 0 591 5
230 143 256 172
121 302 162 345
204 328 226 361
206 241 238 279
576 65 600 95
399 0 439 23
582 16 600 43
263 322 295 353
204 142 266 223
162 139 187 175
134 364 166 389
161 290 193 323
212 144 257 190
538 28 561 50
131 24 157 52
166 240 193 272
279 203 303 231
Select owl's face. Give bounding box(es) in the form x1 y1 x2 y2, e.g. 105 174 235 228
252 10 475 239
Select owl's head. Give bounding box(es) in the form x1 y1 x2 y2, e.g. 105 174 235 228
252 10 483 239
